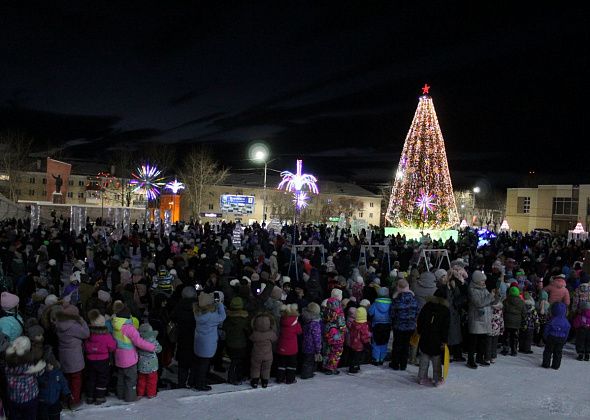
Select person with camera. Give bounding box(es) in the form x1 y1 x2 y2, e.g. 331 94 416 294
192 291 226 391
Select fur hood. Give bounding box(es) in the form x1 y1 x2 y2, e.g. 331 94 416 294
425 295 449 307
227 309 249 318
252 312 275 332
55 311 84 324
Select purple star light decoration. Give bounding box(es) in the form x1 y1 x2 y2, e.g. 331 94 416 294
278 160 319 194
293 191 309 210
415 191 437 219
129 164 166 201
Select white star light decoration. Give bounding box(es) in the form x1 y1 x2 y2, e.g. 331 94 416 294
293 191 309 209
165 179 185 194
129 164 166 201
278 159 319 211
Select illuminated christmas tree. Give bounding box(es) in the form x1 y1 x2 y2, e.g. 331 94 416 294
386 84 459 230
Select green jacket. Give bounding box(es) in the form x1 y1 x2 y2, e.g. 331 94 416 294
503 295 526 330
223 310 250 349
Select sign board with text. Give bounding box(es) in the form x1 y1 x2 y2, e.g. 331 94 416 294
220 195 255 214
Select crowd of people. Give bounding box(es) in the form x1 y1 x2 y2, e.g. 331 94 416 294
0 216 589 419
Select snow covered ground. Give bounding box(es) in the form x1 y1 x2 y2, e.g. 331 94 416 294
63 343 589 420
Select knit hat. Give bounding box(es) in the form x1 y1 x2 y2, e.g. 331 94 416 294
35 289 49 301
182 286 197 299
251 273 260 282
359 299 370 308
62 304 79 317
434 269 447 281
44 294 58 306
397 278 410 292
6 336 31 356
508 286 520 297
229 279 240 287
48 259 57 266
282 276 291 285
139 323 158 339
377 287 389 297
471 270 487 285
198 292 215 307
27 324 45 341
1 292 19 311
331 288 343 301
229 297 244 311
372 277 381 286
356 307 368 323
97 290 112 303
260 272 270 281
355 275 364 284
348 307 357 320
306 302 321 315
88 309 106 327
270 286 283 301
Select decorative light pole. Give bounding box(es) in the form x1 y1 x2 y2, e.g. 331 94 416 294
249 143 270 223
278 159 319 236
129 164 166 228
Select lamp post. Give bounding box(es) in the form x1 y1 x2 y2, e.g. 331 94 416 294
249 143 270 224
472 186 480 226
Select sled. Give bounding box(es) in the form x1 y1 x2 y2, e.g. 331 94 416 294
443 344 450 379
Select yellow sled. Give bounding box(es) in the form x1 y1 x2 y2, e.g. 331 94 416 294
443 344 450 379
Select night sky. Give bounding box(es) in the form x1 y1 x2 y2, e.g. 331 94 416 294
1 3 588 194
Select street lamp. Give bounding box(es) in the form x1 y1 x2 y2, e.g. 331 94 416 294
472 186 480 226
249 143 270 223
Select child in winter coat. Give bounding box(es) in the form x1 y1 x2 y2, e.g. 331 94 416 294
347 307 371 373
368 287 392 365
572 282 590 312
301 303 322 379
322 294 347 375
249 313 278 388
4 336 46 420
573 302 590 361
543 275 570 307
55 304 89 406
276 304 303 384
487 300 504 363
416 289 450 386
223 297 250 385
535 290 551 346
519 295 540 354
351 276 364 304
542 302 571 370
84 309 116 405
111 301 156 402
389 279 418 370
0 292 24 342
37 357 71 420
137 324 162 398
502 287 526 356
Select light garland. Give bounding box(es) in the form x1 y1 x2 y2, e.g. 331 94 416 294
386 86 459 229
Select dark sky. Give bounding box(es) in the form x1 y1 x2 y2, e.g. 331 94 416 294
1 3 588 194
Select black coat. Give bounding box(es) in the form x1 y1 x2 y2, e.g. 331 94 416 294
170 297 196 366
417 296 450 356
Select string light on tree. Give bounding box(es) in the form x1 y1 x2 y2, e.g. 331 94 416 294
129 164 166 201
415 191 437 220
386 85 459 229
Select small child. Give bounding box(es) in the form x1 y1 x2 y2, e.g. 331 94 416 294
347 307 371 373
4 336 46 420
37 357 71 420
542 302 571 370
573 302 590 361
249 313 278 389
502 287 526 356
519 295 540 354
276 304 302 384
416 289 450 386
223 297 250 385
84 309 116 404
488 300 504 363
137 324 162 398
300 303 322 379
535 290 551 346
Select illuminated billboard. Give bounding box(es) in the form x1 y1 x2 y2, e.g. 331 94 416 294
220 195 255 214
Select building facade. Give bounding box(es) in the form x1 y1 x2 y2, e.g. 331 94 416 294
506 185 590 233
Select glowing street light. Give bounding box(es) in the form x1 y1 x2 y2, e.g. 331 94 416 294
473 186 481 194
249 142 270 222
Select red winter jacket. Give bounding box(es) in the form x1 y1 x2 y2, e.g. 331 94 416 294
277 315 302 356
348 321 371 352
84 326 117 361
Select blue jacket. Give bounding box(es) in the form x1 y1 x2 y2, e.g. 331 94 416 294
544 302 571 340
38 368 70 405
194 304 226 358
368 297 392 326
391 292 418 331
0 312 24 342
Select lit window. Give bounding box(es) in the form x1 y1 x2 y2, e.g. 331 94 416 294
517 197 530 214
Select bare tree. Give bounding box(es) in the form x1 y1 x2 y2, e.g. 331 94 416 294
109 149 137 206
267 190 295 223
179 147 229 220
0 131 32 201
319 196 364 222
